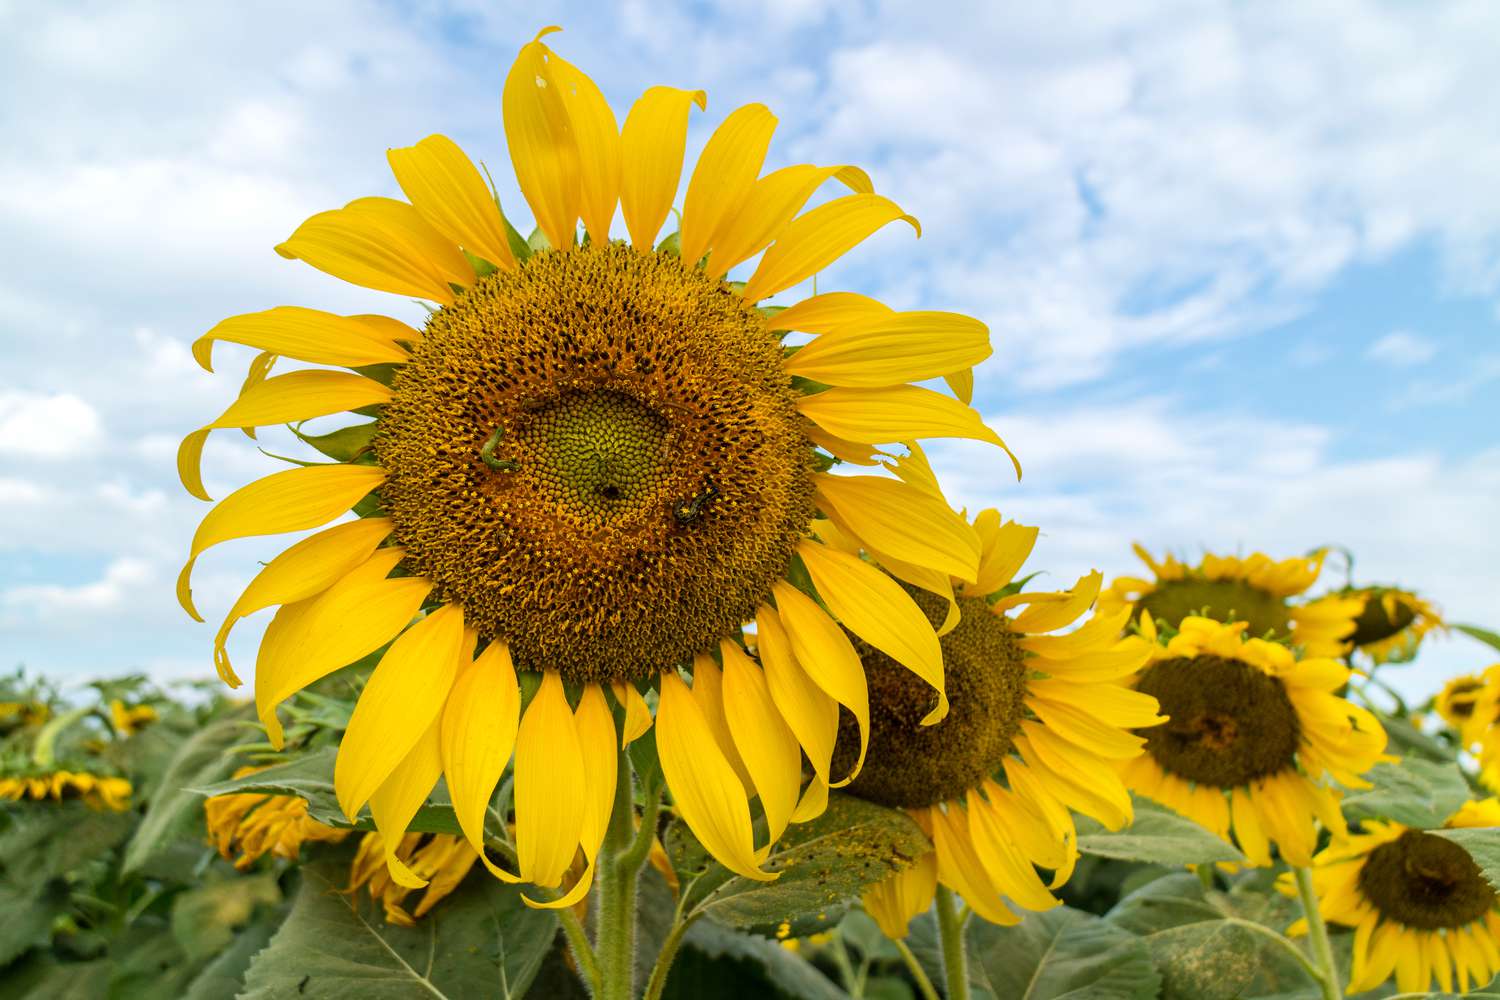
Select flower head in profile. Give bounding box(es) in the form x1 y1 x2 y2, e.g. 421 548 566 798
1288 798 1500 995
205 768 352 869
0 770 131 811
177 29 1012 904
1341 584 1445 664
1100 547 1361 657
819 494 1163 939
1119 615 1387 866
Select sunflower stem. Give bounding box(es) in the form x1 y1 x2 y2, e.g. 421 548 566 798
559 907 603 995
640 910 696 1000
894 937 941 1000
597 745 641 1000
1293 866 1341 1000
935 886 970 1000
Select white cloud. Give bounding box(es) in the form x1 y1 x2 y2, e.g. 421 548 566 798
1 557 154 623
1366 330 1437 366
0 391 102 458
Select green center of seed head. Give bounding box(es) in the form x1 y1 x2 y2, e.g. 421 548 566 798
1136 578 1291 638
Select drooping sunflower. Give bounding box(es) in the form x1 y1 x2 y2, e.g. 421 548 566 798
346 831 479 927
205 768 352 869
177 29 1012 904
1288 798 1500 994
0 770 132 811
1339 585 1445 664
1118 615 1387 866
807 495 1164 939
1100 547 1361 657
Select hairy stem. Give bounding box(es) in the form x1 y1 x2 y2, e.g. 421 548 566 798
596 747 640 1000
935 886 969 1000
1294 866 1341 1000
640 912 696 1000
894 937 941 1000
558 907 602 995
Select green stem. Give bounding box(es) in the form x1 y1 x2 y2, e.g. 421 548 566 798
829 929 863 998
597 746 641 1000
558 906 602 995
1195 863 1215 891
935 886 969 1000
1293 867 1341 1000
640 916 694 1000
32 705 92 767
894 937 941 1000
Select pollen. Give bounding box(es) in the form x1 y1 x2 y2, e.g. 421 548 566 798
374 242 815 684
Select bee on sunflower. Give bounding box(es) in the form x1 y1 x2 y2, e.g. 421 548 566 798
1099 547 1362 657
803 480 1164 939
177 28 1013 905
1117 615 1387 866
1287 798 1500 995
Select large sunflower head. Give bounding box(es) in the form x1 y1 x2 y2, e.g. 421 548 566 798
1100 545 1362 657
1292 798 1500 995
824 503 1166 939
1340 584 1445 664
176 30 1013 903
1119 615 1388 867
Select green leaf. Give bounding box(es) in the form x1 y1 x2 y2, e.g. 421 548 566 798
123 711 251 875
966 905 1161 1000
1457 623 1500 654
662 916 850 1000
0 957 113 1000
1342 758 1471 829
1106 872 1318 1000
1380 715 1460 763
181 911 281 1000
1075 795 1245 865
238 860 557 999
293 421 378 462
693 793 929 934
0 879 70 966
1435 827 1500 893
0 802 135 895
170 873 281 961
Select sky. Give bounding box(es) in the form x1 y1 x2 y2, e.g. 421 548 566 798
1 0 1497 702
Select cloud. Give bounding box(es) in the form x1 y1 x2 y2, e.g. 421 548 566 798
0 391 102 459
1 557 154 624
1366 331 1437 366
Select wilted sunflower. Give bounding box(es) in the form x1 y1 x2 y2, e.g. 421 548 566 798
1340 585 1445 664
1100 547 1361 657
205 769 352 869
810 495 1163 938
177 29 1011 903
1288 798 1500 995
347 831 478 927
1119 616 1387 866
0 770 131 811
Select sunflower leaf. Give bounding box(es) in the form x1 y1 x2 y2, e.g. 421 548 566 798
1434 827 1500 893
1341 758 1471 829
1456 623 1500 654
1075 794 1245 865
966 905 1162 1000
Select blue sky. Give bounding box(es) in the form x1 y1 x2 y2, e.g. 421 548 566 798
1 0 1497 701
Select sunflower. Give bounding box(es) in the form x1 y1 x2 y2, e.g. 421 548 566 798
346 831 479 927
0 701 50 731
811 497 1164 939
1437 673 1487 731
1340 585 1445 665
1100 547 1361 657
1288 798 1500 994
205 768 352 869
1118 616 1387 866
109 699 158 737
0 770 131 811
1436 666 1500 793
177 29 1012 905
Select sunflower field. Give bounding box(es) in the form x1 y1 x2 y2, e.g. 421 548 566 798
6 22 1500 1000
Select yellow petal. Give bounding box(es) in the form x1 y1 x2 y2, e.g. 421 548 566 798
388 134 517 271
945 367 974 405
791 773 830 823
763 291 892 333
743 193 919 302
771 581 868 785
1016 729 1132 830
368 719 444 889
179 370 391 501
441 641 522 882
575 685 619 860
799 387 1019 478
1011 571 1102 634
335 603 470 820
619 86 706 251
176 464 386 621
869 548 961 636
814 473 980 583
610 682 654 747
705 163 872 279
884 440 946 500
967 517 1039 597
755 605 839 787
720 640 801 845
797 540 946 724
863 851 938 940
690 652 754 793
785 312 992 388
213 517 392 686
548 50 620 244
656 672 775 882
965 792 1059 912
275 197 471 303
930 805 1019 926
254 549 430 748
193 307 413 374
679 104 777 266
514 671 587 887
805 424 884 466
503 33 580 251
